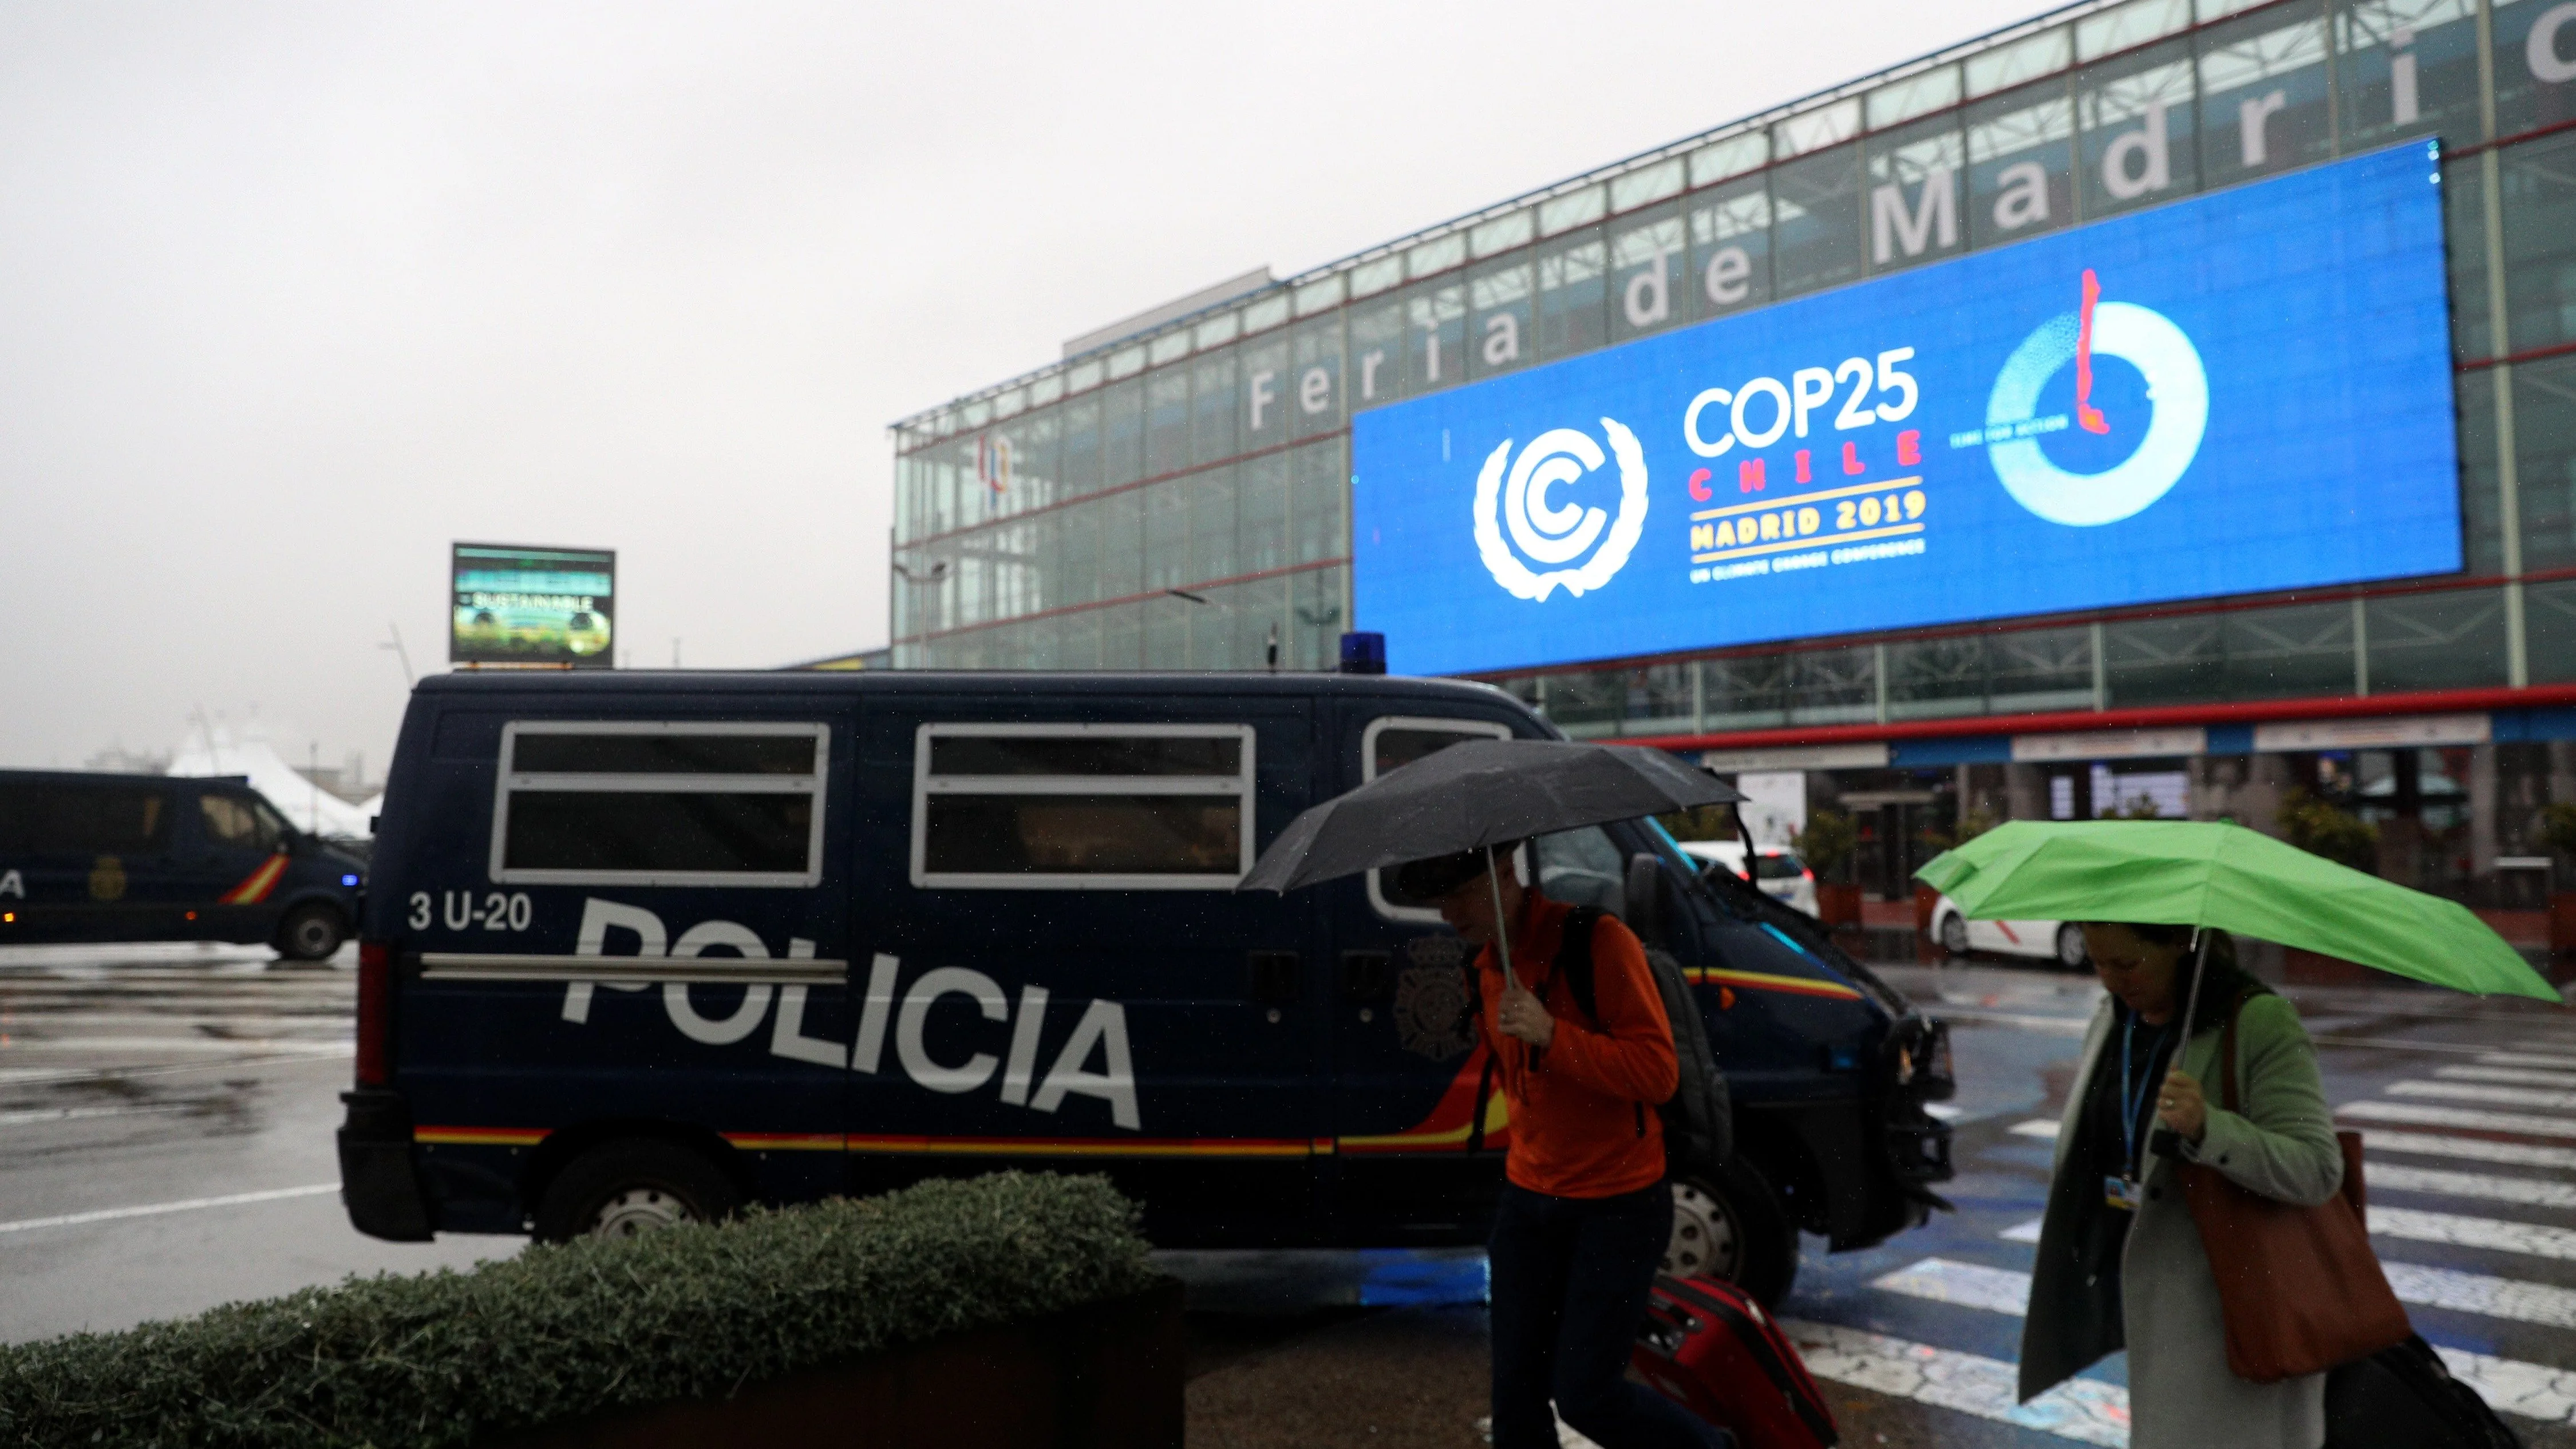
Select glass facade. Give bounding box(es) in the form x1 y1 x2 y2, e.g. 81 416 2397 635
892 0 2576 716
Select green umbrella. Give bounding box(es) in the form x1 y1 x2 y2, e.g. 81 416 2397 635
1916 818 2560 1003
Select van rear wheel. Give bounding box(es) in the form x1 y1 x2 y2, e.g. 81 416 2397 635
1665 1155 1796 1308
533 1139 740 1243
273 904 347 962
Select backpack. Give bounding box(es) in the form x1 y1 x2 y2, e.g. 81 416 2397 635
1465 905 1733 1182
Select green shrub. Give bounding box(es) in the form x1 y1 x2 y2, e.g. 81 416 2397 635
1793 809 1858 882
0 1172 1155 1449
2279 788 2378 871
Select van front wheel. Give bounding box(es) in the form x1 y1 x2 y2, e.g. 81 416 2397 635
273 904 347 962
1665 1156 1797 1308
533 1139 740 1243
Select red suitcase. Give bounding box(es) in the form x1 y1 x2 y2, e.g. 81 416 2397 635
1632 1274 1839 1449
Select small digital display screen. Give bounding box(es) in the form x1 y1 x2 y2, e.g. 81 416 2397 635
450 542 616 668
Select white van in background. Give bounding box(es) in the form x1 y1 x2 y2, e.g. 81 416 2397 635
1926 896 2091 970
1677 840 1819 918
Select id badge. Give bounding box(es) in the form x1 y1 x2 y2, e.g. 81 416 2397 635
2104 1175 2142 1211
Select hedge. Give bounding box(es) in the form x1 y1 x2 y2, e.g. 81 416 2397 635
0 1171 1156 1449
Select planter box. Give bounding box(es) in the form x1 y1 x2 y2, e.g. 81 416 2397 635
483 1278 1184 1449
2551 893 2576 957
1816 883 1864 929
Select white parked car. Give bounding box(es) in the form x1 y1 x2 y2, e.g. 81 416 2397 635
1677 840 1819 918
1927 894 2091 969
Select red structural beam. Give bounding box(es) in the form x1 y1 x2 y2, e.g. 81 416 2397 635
1621 683 2576 755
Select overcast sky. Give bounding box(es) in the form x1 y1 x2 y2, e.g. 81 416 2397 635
0 0 2044 780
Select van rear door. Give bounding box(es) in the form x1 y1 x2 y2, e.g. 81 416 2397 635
396 710 854 1229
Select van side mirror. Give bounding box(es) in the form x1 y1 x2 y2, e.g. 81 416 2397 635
1624 854 1667 947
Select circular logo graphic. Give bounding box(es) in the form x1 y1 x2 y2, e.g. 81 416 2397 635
1392 961 1475 1061
1986 298 2208 527
1472 418 1649 601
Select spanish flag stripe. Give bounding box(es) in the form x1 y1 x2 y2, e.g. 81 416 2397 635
414 1127 548 1147
1687 967 1863 1000
217 855 289 906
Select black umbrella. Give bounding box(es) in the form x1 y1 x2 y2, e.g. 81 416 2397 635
1238 736 1741 982
1237 737 1743 895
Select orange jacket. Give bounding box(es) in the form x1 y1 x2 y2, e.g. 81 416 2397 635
1473 891 1678 1199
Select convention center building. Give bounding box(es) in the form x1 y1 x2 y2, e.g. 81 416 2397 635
883 0 2576 907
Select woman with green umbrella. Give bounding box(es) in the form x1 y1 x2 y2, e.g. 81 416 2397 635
1917 818 2559 1449
2019 919 2340 1449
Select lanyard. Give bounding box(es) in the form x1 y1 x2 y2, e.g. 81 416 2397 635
2118 1016 2168 1180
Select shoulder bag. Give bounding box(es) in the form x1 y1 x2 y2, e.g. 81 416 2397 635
2179 993 2411 1384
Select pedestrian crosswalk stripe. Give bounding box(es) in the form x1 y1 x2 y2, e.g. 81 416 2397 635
2484 1052 2576 1069
2368 1163 2576 1209
2370 1206 2576 1262
1872 1257 2033 1315
2437 1064 2576 1088
2432 1346 2576 1426
2361 1128 2576 1170
1880 1255 2576 1333
2388 1080 2576 1111
1871 1257 2576 1422
2010 1119 2061 1140
2341 1100 2576 1139
1778 1317 2129 1446
2383 1262 2576 1330
2000 1218 2044 1242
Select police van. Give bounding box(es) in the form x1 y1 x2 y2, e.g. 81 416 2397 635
0 769 368 960
338 670 1951 1302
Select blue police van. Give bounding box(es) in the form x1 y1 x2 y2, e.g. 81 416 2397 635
0 769 368 960
338 670 1951 1302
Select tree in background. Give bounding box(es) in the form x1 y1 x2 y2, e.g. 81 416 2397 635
2279 788 2378 872
1794 809 1859 885
1657 803 1738 842
1921 807 1999 855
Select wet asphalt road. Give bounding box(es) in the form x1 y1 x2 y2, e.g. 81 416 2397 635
3 945 2572 1449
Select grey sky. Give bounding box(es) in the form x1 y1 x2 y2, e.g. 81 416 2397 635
0 1 2043 777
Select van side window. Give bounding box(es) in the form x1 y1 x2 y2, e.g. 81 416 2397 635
1531 826 1626 914
0 785 168 853
490 721 828 887
1361 716 1512 921
911 723 1254 890
200 795 280 852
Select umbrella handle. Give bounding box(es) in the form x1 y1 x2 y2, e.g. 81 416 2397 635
1487 844 1515 984
2148 929 2217 1162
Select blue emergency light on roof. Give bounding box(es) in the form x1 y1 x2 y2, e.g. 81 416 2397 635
1338 631 1386 676
342 874 361 887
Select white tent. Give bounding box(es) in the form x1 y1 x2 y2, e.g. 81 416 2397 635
169 726 375 840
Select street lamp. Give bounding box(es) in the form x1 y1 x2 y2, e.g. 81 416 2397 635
1166 589 1279 672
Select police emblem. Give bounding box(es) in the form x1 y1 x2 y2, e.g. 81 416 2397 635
1393 934 1475 1061
88 855 127 903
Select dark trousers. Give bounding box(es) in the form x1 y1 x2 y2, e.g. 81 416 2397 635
1488 1180 1726 1449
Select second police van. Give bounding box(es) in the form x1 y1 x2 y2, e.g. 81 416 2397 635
338 668 1953 1303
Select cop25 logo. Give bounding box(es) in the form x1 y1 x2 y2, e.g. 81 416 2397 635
1472 420 1650 601
1986 269 2210 527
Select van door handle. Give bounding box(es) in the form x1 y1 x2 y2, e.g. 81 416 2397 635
1339 949 1392 1004
1246 950 1302 1009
